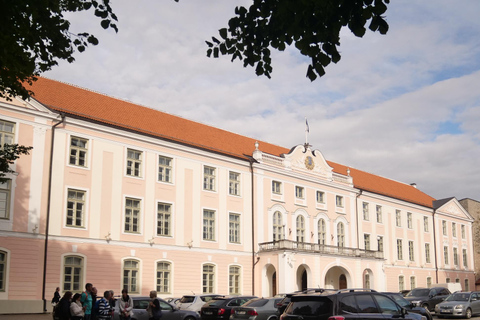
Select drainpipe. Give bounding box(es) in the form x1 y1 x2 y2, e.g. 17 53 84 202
42 113 65 311
249 159 256 295
432 208 439 283
355 190 363 250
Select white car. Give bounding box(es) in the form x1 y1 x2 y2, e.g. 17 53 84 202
177 294 221 312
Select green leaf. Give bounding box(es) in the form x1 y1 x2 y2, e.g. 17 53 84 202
87 35 99 45
219 28 228 39
101 19 110 29
78 45 86 52
212 37 220 44
213 47 219 58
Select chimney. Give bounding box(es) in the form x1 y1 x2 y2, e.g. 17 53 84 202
410 183 417 188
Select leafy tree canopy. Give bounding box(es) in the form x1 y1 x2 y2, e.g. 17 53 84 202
207 0 390 81
0 144 33 183
0 0 118 101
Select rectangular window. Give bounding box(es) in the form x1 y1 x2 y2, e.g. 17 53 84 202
399 276 405 291
363 202 369 221
126 149 142 177
66 189 85 227
158 155 172 183
229 213 240 243
0 180 11 219
425 243 431 263
396 210 401 227
461 225 466 239
272 181 282 194
229 172 240 196
377 236 384 252
203 166 216 191
446 278 450 283
397 239 403 260
157 203 171 236
427 277 432 288
229 266 240 295
453 248 458 266
69 136 88 167
156 262 171 293
125 198 141 233
203 209 215 241
444 246 449 265
336 195 344 208
202 264 215 293
376 205 382 223
63 256 83 292
364 234 370 251
424 217 429 232
0 250 6 291
410 276 416 289
316 191 325 203
0 120 15 147
407 212 413 229
123 259 139 293
465 279 470 291
408 241 414 261
295 186 304 199
463 249 468 268
452 222 457 237
442 221 447 235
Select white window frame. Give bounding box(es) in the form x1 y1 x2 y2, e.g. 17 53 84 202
295 186 305 199
362 202 369 221
463 249 468 268
156 261 172 294
318 219 326 245
126 148 143 178
124 197 142 234
123 258 140 294
364 234 370 251
62 255 84 293
396 210 401 227
0 120 15 148
410 276 416 289
157 202 172 237
461 225 466 239
425 243 431 263
202 263 216 294
272 180 282 195
203 209 216 241
399 275 405 291
0 249 9 294
442 221 447 236
316 191 325 204
408 241 414 261
69 136 88 167
452 222 457 238
337 222 345 247
377 236 384 252
228 265 241 295
296 215 305 242
273 210 284 241
203 166 216 191
336 195 344 208
0 180 12 220
424 217 429 232
228 171 241 196
66 188 86 228
229 212 241 244
376 205 382 223
158 155 173 183
444 246 449 265
453 247 459 266
407 212 413 229
397 239 403 260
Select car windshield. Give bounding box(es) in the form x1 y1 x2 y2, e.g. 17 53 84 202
243 299 268 307
406 289 430 297
180 296 195 303
446 293 470 301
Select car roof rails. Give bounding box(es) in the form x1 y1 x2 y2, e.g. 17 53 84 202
335 288 378 294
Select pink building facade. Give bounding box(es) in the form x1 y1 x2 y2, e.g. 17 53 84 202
0 78 475 313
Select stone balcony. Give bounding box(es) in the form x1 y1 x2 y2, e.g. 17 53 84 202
258 239 384 259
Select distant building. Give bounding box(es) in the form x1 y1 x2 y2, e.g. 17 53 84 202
459 198 480 288
0 77 475 313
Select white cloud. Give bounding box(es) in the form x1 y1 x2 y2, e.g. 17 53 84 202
45 1 480 200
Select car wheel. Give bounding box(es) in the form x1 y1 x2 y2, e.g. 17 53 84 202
421 303 429 311
465 308 472 319
267 316 278 320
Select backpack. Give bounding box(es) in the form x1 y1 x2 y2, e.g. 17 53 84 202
93 299 101 314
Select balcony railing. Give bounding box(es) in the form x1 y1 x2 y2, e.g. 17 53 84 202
258 239 384 259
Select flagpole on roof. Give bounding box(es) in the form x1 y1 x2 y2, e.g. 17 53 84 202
305 117 310 149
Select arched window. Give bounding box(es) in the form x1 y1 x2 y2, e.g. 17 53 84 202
229 266 241 295
202 264 215 293
337 222 345 247
0 250 6 292
63 255 83 292
273 211 283 241
123 259 140 293
364 273 370 289
156 262 171 293
296 216 305 242
318 219 326 245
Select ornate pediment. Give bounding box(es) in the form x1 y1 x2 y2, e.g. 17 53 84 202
436 198 473 221
282 144 333 179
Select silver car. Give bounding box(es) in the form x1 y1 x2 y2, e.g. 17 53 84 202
177 294 222 313
435 291 480 319
230 297 283 320
114 296 200 320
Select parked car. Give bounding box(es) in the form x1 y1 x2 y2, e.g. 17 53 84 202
231 297 283 320
200 295 257 320
435 291 480 319
276 292 302 316
383 292 433 320
401 290 412 297
114 296 201 320
404 287 451 312
167 297 182 306
177 294 222 312
280 288 427 320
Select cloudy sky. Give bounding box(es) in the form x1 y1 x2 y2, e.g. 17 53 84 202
44 1 480 201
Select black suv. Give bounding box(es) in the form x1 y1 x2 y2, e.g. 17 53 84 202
280 289 425 320
404 287 451 312
201 295 257 320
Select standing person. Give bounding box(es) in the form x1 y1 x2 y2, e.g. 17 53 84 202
146 290 162 320
108 290 116 319
52 287 61 305
55 291 73 320
71 293 86 320
97 291 113 320
81 283 93 320
119 289 133 320
91 287 98 320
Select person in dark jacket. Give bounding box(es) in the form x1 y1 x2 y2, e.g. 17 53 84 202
55 291 73 320
52 287 61 305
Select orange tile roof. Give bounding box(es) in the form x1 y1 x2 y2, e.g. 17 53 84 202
26 77 435 208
